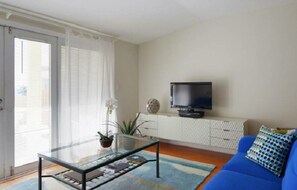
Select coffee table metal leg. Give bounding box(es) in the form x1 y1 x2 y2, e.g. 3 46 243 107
82 172 86 190
38 157 42 190
156 142 160 178
115 134 119 154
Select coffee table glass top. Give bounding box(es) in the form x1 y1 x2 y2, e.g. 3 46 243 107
38 134 159 172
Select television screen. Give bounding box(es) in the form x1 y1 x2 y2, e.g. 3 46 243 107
170 82 212 110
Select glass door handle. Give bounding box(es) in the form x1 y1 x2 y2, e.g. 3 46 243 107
0 98 3 111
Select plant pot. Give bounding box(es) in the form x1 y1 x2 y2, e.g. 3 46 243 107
100 138 113 148
122 137 136 150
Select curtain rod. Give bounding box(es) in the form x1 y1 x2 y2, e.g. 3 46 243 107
0 3 116 39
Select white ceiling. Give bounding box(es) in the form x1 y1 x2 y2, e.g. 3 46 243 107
0 0 297 44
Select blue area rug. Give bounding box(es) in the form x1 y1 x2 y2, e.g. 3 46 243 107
4 152 215 190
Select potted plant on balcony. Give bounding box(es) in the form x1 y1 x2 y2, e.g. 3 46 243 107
98 98 117 148
108 112 148 149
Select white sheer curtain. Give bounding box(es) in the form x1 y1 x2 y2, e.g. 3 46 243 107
59 32 115 146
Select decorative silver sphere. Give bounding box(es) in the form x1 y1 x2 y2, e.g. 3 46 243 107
146 98 160 113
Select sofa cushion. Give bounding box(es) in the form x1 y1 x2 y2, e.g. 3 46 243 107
223 152 282 183
246 126 294 176
238 136 256 153
274 128 297 140
273 129 296 135
203 170 281 190
282 140 297 190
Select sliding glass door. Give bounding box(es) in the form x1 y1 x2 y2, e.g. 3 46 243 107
14 38 52 168
3 28 58 176
0 26 5 179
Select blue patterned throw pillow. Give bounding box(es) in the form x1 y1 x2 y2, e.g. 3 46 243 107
246 126 294 177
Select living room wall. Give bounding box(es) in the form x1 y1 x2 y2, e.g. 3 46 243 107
138 4 297 135
115 40 139 122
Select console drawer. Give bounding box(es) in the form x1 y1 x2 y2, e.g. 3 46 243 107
138 113 158 129
211 137 238 150
138 127 158 137
211 128 243 140
211 120 244 132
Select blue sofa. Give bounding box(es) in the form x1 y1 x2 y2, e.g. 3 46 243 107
203 136 297 190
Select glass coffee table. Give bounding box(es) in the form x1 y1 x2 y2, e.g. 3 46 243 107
38 134 159 190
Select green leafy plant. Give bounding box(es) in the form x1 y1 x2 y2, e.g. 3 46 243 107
97 131 114 141
108 112 148 136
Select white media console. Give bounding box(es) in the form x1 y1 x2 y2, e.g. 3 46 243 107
137 112 248 154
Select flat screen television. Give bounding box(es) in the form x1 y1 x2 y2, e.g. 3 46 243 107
170 82 212 111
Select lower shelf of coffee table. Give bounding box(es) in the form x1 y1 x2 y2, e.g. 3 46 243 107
45 160 151 190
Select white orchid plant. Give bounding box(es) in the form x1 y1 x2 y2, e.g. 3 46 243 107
98 98 118 140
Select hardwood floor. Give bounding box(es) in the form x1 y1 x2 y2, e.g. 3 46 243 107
0 142 232 190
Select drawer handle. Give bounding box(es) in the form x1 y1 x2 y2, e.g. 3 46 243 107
223 129 230 132
223 121 230 123
144 128 149 130
223 138 230 141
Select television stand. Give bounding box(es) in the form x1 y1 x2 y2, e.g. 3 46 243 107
178 109 204 118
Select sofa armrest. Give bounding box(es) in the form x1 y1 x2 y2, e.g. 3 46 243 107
238 136 256 153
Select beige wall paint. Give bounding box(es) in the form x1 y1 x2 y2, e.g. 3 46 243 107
139 5 297 135
115 40 139 122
